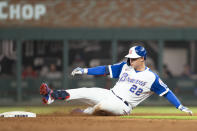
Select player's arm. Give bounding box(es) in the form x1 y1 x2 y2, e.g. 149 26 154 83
150 75 193 115
71 66 109 76
71 62 126 77
163 90 192 115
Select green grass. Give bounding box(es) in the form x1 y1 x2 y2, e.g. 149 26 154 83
121 116 197 120
131 106 197 114
122 106 197 120
0 106 196 120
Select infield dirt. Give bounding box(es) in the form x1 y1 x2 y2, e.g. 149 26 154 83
0 113 197 131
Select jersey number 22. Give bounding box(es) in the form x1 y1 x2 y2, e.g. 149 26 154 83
129 85 143 96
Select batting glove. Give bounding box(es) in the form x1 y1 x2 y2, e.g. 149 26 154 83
71 67 88 76
178 105 193 116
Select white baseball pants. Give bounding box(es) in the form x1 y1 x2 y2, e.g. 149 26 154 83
66 87 132 115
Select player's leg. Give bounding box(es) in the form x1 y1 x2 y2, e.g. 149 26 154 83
40 83 132 115
66 87 111 105
91 91 132 115
40 83 110 105
74 91 132 115
66 87 111 115
40 83 70 104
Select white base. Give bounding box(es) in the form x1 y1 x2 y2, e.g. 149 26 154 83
0 111 36 117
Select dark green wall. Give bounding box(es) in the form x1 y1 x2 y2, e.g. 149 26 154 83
0 27 197 103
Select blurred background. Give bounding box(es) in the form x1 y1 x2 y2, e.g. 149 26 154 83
0 0 197 106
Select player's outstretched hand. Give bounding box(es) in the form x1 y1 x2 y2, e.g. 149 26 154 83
71 67 87 76
178 105 193 116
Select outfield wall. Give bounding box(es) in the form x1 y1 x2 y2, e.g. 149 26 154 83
1 0 197 28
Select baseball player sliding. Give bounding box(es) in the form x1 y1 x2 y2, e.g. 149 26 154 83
40 45 193 116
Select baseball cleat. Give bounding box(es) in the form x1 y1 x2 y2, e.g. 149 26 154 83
40 83 51 95
40 83 54 104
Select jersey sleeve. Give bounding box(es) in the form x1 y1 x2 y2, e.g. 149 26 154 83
87 65 109 75
150 74 169 96
108 62 126 78
163 90 181 108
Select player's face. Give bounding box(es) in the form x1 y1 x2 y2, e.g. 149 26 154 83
130 57 144 69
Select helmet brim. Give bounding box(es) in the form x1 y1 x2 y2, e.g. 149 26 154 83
125 54 141 59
